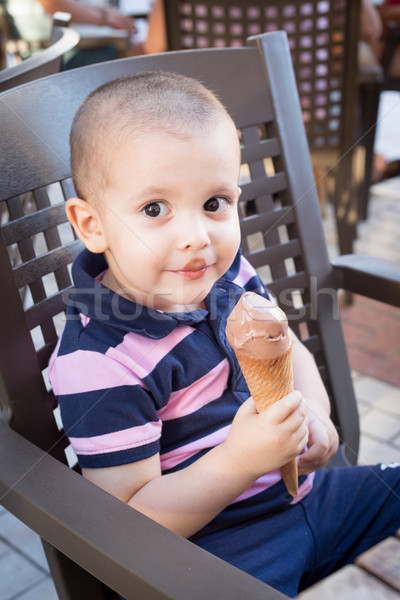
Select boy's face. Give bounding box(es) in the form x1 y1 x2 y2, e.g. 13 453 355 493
95 118 242 312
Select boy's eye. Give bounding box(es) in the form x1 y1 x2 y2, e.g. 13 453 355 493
143 201 168 218
204 196 229 213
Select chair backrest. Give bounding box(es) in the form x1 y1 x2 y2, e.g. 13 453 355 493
163 0 361 162
0 21 79 92
0 32 359 474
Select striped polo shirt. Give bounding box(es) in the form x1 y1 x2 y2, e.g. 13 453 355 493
49 249 314 531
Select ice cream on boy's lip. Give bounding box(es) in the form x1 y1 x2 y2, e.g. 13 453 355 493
172 258 208 279
225 292 291 360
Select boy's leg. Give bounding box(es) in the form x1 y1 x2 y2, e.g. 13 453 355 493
299 463 400 590
193 499 315 598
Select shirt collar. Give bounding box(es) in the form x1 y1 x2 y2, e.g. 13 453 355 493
70 249 243 339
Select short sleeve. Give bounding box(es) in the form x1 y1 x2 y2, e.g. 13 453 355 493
50 345 161 468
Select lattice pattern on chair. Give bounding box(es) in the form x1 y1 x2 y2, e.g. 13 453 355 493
167 0 347 154
0 178 82 466
1 180 78 355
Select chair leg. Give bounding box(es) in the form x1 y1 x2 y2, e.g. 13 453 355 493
313 165 329 218
42 540 111 600
332 153 358 257
358 81 381 221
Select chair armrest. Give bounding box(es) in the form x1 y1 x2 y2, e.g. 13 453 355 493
331 254 400 307
0 420 287 600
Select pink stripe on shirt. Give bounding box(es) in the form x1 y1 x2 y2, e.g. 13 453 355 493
69 420 161 455
232 471 315 504
233 256 263 288
232 470 282 503
49 349 145 395
290 472 315 504
49 325 193 396
157 359 229 421
107 325 194 379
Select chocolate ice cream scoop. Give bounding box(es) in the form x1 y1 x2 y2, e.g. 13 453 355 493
226 292 291 359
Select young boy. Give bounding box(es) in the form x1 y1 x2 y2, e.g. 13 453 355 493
49 72 400 597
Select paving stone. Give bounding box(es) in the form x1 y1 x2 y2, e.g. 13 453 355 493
0 511 49 572
361 409 400 441
14 576 58 600
354 376 400 406
0 551 45 600
358 436 400 466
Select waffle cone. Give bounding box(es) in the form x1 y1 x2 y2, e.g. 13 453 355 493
236 346 298 497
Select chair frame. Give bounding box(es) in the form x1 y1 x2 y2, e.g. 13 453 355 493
0 15 79 93
0 32 399 600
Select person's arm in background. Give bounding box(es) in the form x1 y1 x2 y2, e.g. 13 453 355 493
129 0 166 55
38 0 136 32
142 0 166 53
361 0 384 46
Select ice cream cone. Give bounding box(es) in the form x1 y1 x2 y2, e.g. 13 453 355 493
225 292 299 497
235 347 298 497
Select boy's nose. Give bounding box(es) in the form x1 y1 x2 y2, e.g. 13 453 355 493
176 214 211 250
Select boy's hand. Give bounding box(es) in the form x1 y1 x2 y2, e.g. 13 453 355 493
224 391 309 481
298 405 339 474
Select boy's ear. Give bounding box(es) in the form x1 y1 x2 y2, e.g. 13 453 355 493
65 198 108 254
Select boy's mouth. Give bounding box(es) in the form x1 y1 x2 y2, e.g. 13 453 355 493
172 259 209 279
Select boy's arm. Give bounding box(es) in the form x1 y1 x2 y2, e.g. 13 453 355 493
82 391 308 539
84 443 254 539
291 331 339 474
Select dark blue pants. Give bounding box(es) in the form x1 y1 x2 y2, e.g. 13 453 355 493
194 464 400 597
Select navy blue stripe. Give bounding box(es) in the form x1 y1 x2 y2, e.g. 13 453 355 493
161 389 243 454
243 274 266 294
144 326 229 405
77 440 160 469
58 317 127 356
58 385 158 438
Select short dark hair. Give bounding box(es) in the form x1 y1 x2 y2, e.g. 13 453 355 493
70 71 233 203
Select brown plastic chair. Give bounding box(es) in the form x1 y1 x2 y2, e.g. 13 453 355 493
163 0 366 257
0 13 79 92
0 31 399 600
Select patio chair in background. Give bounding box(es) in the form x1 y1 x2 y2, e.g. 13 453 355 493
162 0 374 257
0 11 79 91
0 0 139 70
1 31 399 600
